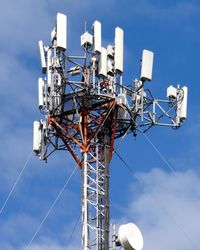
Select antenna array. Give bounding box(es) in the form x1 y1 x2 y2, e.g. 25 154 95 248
33 13 188 250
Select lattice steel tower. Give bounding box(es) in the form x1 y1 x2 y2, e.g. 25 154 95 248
33 13 188 250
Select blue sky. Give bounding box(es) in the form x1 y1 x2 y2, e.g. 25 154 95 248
0 0 200 249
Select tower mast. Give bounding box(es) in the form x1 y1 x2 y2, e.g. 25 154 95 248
33 13 188 250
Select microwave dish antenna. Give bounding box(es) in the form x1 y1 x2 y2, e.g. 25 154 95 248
117 223 144 250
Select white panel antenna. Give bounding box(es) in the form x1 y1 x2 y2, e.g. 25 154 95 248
33 121 42 153
56 13 67 51
167 85 177 99
47 49 52 87
107 45 114 59
81 32 93 47
140 49 154 81
93 20 102 54
117 94 127 126
180 86 188 120
98 47 107 77
107 58 114 76
39 41 47 73
38 78 44 109
51 28 56 43
114 27 124 74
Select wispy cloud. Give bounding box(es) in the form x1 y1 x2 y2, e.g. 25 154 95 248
121 168 200 250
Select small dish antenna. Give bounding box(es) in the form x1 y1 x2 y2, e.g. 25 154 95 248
117 223 144 250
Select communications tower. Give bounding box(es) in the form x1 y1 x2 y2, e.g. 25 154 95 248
33 13 188 250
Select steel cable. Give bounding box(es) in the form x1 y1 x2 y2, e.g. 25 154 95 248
0 150 33 216
24 165 78 250
65 213 81 250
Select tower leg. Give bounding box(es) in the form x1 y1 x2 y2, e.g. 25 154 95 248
81 135 110 250
82 151 89 250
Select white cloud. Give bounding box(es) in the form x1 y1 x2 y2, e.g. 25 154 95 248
0 177 81 249
4 168 200 250
21 237 80 250
27 242 64 250
121 168 200 250
0 0 51 56
0 213 39 247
